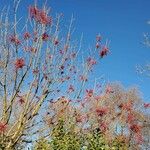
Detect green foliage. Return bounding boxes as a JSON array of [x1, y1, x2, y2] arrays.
[[34, 121, 129, 150], [111, 136, 128, 150], [85, 129, 109, 150], [50, 119, 83, 150], [34, 138, 51, 150], [33, 119, 84, 150]]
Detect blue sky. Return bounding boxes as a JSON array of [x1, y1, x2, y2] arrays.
[[1, 0, 150, 102]]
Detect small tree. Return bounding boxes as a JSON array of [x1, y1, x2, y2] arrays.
[[39, 83, 148, 149], [0, 1, 109, 149]]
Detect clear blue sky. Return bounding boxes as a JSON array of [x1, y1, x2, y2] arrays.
[[1, 0, 150, 102]]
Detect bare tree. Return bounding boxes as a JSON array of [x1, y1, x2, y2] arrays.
[[0, 1, 109, 149]]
